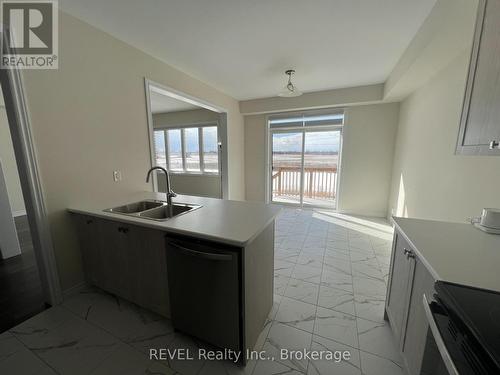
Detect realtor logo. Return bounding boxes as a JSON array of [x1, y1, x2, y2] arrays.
[[1, 0, 58, 69]]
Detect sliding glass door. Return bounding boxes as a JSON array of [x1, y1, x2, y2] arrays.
[[302, 130, 340, 207], [271, 131, 304, 205], [269, 112, 343, 209]]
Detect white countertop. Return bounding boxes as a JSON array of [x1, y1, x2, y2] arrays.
[[393, 217, 500, 293], [68, 192, 281, 247]]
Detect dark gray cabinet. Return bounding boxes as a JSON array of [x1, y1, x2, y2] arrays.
[[74, 215, 103, 286], [73, 215, 170, 317], [131, 226, 170, 316], [385, 228, 436, 375], [96, 219, 133, 300], [457, 0, 500, 155], [72, 212, 274, 358]]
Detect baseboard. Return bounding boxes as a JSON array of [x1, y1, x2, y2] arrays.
[[62, 281, 88, 300], [12, 210, 27, 217], [329, 209, 388, 218]]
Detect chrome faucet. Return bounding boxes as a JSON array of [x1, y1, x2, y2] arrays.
[[146, 166, 177, 207]]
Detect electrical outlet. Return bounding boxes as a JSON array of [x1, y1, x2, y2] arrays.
[[113, 170, 122, 182]]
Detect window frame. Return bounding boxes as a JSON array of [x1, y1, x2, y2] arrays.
[[265, 108, 345, 209], [154, 122, 220, 176]]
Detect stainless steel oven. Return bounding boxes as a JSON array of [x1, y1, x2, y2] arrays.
[[421, 282, 500, 375]]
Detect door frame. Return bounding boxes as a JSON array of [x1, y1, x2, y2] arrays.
[[144, 78, 229, 199], [0, 29, 62, 305], [266, 115, 344, 209]]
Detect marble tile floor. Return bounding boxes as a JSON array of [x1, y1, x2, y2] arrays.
[[0, 208, 404, 375]]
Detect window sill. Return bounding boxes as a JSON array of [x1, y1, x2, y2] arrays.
[[169, 171, 220, 177]]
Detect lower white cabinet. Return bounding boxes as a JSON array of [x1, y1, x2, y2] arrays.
[[385, 229, 436, 375], [385, 232, 414, 342]]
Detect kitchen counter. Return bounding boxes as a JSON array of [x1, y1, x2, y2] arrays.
[[70, 191, 277, 359], [392, 217, 500, 293], [68, 192, 281, 247]]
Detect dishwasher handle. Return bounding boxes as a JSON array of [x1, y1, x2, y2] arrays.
[[168, 240, 234, 261]]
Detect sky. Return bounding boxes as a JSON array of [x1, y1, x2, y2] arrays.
[[156, 128, 340, 155], [155, 127, 218, 154], [273, 131, 340, 153]]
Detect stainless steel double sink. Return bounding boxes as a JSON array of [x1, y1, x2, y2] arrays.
[[104, 200, 201, 221]]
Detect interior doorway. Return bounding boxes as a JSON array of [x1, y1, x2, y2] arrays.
[[0, 84, 45, 332], [144, 79, 229, 199], [268, 111, 344, 209], [0, 29, 62, 333]]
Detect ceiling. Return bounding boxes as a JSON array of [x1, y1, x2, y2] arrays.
[[60, 0, 437, 100], [149, 90, 198, 114]]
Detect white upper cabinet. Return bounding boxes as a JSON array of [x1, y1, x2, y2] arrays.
[[457, 0, 500, 155]]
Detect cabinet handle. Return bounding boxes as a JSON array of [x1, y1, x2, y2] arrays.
[[489, 140, 499, 150], [168, 241, 233, 261], [117, 226, 129, 234], [403, 248, 415, 259], [86, 219, 93, 224]]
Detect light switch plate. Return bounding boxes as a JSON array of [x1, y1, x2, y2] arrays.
[[113, 170, 122, 182]]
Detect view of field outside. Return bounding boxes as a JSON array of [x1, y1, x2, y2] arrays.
[[154, 126, 219, 173], [272, 130, 340, 207]]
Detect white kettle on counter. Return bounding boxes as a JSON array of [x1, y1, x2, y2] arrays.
[[470, 208, 500, 234]]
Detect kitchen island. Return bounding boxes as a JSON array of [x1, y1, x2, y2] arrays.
[[69, 192, 281, 364]]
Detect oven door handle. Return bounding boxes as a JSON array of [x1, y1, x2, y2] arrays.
[[423, 294, 460, 375]]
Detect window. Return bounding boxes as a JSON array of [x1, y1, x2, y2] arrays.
[[154, 131, 166, 169], [184, 127, 200, 171], [268, 110, 344, 208], [154, 125, 219, 174], [203, 126, 219, 172], [167, 129, 183, 171]]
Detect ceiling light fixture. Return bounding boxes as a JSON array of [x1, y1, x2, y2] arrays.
[[278, 69, 303, 97]]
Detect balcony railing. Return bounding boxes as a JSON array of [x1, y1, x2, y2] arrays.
[[272, 166, 337, 200]]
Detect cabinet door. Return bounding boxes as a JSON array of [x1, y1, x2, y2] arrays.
[[129, 226, 170, 317], [402, 257, 436, 375], [73, 214, 102, 285], [457, 0, 500, 155], [96, 219, 133, 299], [385, 232, 414, 345]]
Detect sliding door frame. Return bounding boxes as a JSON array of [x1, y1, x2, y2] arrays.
[[266, 120, 343, 209]]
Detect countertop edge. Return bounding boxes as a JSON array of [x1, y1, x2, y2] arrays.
[[391, 217, 441, 282], [68, 207, 278, 248]]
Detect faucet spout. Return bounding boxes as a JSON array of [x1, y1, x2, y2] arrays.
[[146, 166, 177, 207]]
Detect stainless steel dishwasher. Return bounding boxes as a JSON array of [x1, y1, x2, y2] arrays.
[[165, 236, 242, 354]]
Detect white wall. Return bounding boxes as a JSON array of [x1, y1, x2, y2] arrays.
[[22, 11, 244, 291], [153, 109, 220, 126], [339, 104, 399, 216], [0, 108, 25, 215], [244, 103, 400, 216], [388, 51, 500, 222], [158, 174, 221, 198], [240, 84, 384, 115], [384, 0, 478, 100]]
